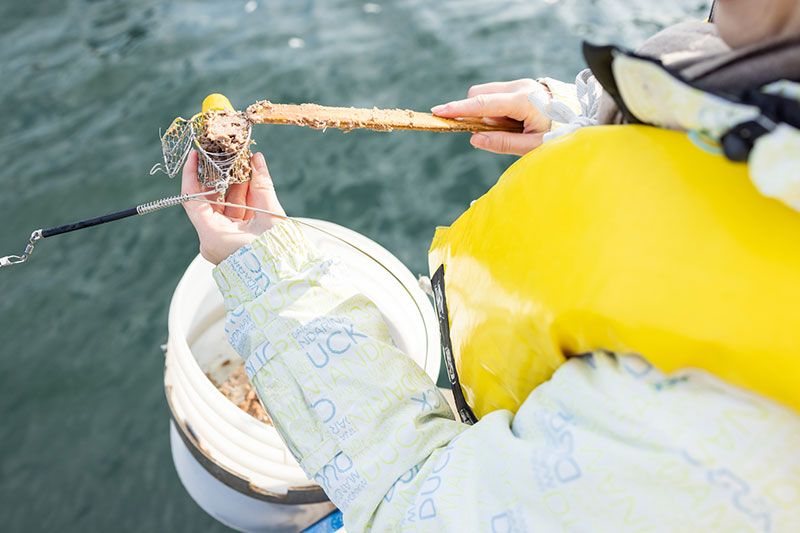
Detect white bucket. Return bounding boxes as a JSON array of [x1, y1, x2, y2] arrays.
[[164, 219, 441, 532]]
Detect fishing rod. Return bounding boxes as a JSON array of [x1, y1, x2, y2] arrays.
[[0, 190, 219, 268]]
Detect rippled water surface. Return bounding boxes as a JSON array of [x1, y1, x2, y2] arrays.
[[0, 0, 710, 530]]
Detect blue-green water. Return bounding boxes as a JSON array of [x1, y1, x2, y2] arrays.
[[0, 1, 710, 530]]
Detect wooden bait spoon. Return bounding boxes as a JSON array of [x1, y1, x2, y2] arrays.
[[245, 100, 524, 133]]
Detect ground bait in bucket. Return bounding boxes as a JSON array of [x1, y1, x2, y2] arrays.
[[207, 366, 272, 425]]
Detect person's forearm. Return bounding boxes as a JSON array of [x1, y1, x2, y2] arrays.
[[213, 219, 465, 529]]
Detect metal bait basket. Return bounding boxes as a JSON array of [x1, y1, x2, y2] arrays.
[[152, 112, 253, 192]]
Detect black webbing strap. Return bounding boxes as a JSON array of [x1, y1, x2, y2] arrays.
[[431, 265, 478, 425], [709, 0, 716, 22]]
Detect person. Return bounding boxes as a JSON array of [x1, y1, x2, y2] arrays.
[[182, 1, 800, 530]]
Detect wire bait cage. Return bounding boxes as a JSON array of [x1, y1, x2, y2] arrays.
[[151, 111, 253, 193]]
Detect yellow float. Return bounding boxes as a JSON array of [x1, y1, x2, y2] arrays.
[[430, 125, 800, 419]]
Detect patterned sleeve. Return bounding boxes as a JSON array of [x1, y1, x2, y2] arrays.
[[211, 219, 465, 530]]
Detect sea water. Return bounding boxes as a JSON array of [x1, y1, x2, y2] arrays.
[[0, 0, 710, 530]]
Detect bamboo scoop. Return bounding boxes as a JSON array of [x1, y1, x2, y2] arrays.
[[245, 100, 524, 133]]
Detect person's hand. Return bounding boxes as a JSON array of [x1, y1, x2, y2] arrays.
[[431, 78, 550, 156], [182, 150, 285, 265]]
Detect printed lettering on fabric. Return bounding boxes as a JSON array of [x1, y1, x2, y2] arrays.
[[335, 297, 383, 330], [327, 342, 385, 383], [224, 307, 263, 356], [357, 438, 414, 486], [620, 354, 653, 379], [292, 257, 334, 289], [326, 414, 429, 486], [289, 314, 450, 491], [293, 342, 400, 447], [311, 397, 338, 424], [314, 452, 367, 511], [354, 403, 450, 487], [401, 445, 456, 526], [490, 505, 529, 533], [532, 406, 582, 491], [347, 370, 435, 429], [294, 316, 347, 349], [248, 238, 281, 273], [212, 267, 237, 308], [708, 470, 772, 531], [328, 415, 358, 440], [238, 260, 335, 330], [227, 245, 272, 299], [411, 389, 443, 413], [654, 458, 719, 517], [404, 474, 441, 523], [296, 319, 368, 369], [246, 280, 316, 324], [560, 355, 661, 440], [246, 360, 329, 465], [310, 396, 358, 440], [582, 470, 653, 531], [681, 451, 773, 531], [244, 340, 281, 379], [384, 464, 421, 504], [654, 375, 690, 391]]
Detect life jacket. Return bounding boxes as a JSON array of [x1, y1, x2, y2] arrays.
[[429, 44, 800, 422]]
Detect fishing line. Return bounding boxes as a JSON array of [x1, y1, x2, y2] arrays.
[[0, 191, 429, 317], [0, 192, 434, 365], [191, 197, 432, 327], [194, 197, 436, 365], [197, 197, 415, 294], [0, 192, 398, 278]]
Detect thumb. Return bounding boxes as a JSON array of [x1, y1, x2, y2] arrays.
[[247, 152, 286, 221], [470, 131, 543, 156]]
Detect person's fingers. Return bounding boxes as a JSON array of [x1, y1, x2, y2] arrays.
[[191, 153, 224, 214], [242, 180, 255, 222], [431, 92, 530, 120], [223, 182, 248, 220], [466, 78, 537, 98], [208, 188, 225, 214], [181, 151, 215, 229], [247, 152, 285, 223], [482, 116, 525, 128], [469, 131, 543, 156], [181, 151, 201, 194]]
